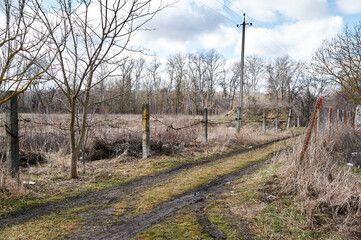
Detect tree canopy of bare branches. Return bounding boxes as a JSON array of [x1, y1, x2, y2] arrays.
[[0, 0, 54, 104], [37, 0, 168, 178], [313, 23, 361, 105]]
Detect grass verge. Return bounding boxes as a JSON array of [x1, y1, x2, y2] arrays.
[[205, 149, 341, 239], [0, 206, 86, 240], [134, 209, 211, 240]]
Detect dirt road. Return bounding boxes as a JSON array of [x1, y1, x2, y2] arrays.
[[0, 136, 292, 239]]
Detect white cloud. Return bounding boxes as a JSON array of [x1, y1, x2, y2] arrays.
[[121, 0, 345, 62], [232, 0, 328, 22], [242, 16, 343, 60], [336, 0, 361, 14], [199, 25, 239, 49], [132, 0, 228, 55]]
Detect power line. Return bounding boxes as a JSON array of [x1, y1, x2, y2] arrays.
[[195, 0, 238, 25], [221, 0, 294, 57], [196, 0, 295, 58]]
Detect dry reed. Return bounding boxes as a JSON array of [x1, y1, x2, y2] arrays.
[[282, 125, 361, 236]]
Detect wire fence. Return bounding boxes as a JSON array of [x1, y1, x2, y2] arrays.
[[0, 100, 359, 161]]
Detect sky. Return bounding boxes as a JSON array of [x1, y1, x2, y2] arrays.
[[133, 0, 361, 62]]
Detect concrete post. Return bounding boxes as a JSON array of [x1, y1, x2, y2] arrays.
[[329, 106, 333, 139], [297, 113, 300, 128], [262, 109, 266, 133], [275, 109, 279, 131], [236, 107, 242, 133], [142, 104, 150, 159], [6, 91, 19, 178], [287, 109, 292, 130], [202, 108, 208, 144]]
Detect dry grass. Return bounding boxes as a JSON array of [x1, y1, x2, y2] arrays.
[[0, 113, 300, 216], [282, 125, 361, 237], [136, 209, 210, 240], [0, 206, 84, 240], [204, 147, 338, 239]]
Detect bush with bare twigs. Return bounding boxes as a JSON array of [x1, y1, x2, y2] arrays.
[[282, 126, 361, 236], [85, 127, 199, 161]]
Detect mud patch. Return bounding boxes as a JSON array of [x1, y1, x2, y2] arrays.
[[95, 159, 271, 240], [191, 201, 227, 239]]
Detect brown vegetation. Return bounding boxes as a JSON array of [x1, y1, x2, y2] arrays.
[[282, 126, 361, 237], [0, 112, 295, 215]]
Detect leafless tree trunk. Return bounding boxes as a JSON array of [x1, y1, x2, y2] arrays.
[[38, 0, 167, 178]]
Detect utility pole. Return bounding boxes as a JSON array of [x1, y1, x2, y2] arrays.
[[236, 13, 252, 132]]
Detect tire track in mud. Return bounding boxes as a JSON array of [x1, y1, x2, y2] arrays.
[[0, 135, 293, 231], [92, 158, 272, 240], [191, 200, 228, 239]]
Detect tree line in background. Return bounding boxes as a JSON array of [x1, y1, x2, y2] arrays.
[[5, 51, 329, 117], [1, 0, 359, 178]]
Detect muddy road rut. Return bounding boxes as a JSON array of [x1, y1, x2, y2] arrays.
[[0, 136, 293, 239]]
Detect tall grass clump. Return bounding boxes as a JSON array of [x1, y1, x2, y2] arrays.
[[283, 125, 361, 236]]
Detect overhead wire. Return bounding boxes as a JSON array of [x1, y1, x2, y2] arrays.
[[221, 0, 295, 57], [209, 0, 287, 58], [196, 0, 283, 56], [195, 0, 238, 26]]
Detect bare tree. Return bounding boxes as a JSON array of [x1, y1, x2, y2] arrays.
[[119, 59, 134, 113], [188, 51, 207, 113], [132, 57, 146, 113], [167, 52, 186, 114], [37, 0, 167, 178], [0, 0, 54, 104], [313, 23, 361, 105], [244, 55, 266, 105], [267, 55, 304, 105], [227, 61, 241, 109], [147, 56, 161, 113], [204, 49, 224, 114]]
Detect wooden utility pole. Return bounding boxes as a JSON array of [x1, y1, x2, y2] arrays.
[[6, 91, 19, 178], [236, 13, 252, 132]]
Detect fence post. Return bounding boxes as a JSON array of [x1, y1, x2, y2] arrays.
[[6, 91, 19, 179], [297, 113, 300, 127], [329, 106, 333, 139], [142, 104, 150, 159], [336, 109, 339, 131], [287, 109, 292, 130], [236, 107, 242, 133], [315, 108, 320, 143], [300, 97, 323, 163], [275, 109, 279, 131], [202, 108, 208, 144], [345, 111, 348, 125], [262, 109, 266, 133]]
